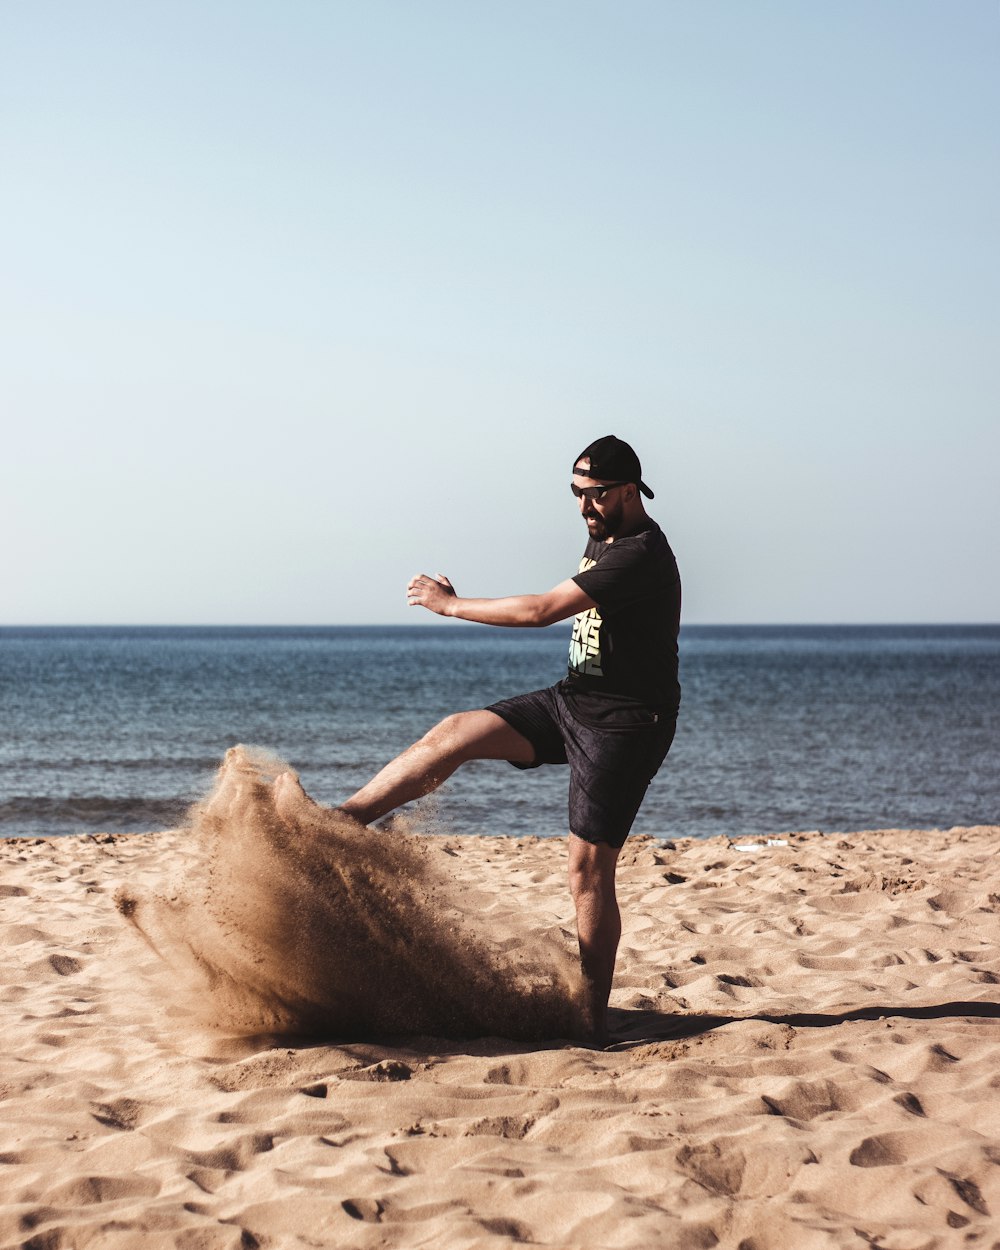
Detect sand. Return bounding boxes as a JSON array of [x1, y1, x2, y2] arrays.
[[1, 817, 998, 1249]]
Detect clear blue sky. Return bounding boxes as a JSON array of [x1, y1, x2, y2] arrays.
[[3, 1, 997, 624]]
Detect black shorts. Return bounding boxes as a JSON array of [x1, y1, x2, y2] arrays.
[[485, 683, 676, 849]]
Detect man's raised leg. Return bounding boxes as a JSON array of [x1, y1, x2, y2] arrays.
[[274, 710, 534, 828], [567, 833, 622, 1043]]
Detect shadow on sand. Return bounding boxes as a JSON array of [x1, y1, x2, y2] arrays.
[[607, 999, 1000, 1049]]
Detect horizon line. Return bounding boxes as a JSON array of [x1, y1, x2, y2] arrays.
[[2, 621, 998, 631]]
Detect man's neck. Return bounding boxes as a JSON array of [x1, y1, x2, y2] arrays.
[[608, 510, 652, 542]]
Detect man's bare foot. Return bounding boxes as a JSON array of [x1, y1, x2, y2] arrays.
[[577, 982, 611, 1048], [272, 771, 320, 825], [588, 1022, 610, 1049]]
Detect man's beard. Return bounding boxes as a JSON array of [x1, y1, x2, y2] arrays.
[[584, 499, 624, 541]]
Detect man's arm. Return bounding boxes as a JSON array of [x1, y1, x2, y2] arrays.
[[407, 573, 596, 627]]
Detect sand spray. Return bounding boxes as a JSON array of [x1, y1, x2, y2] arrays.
[[116, 746, 585, 1040]]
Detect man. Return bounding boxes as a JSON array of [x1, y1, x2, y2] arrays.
[[274, 435, 681, 1041]]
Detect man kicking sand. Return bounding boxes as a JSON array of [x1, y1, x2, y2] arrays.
[[275, 435, 681, 1041]]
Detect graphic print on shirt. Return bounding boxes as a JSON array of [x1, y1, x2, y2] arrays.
[[568, 556, 604, 677]]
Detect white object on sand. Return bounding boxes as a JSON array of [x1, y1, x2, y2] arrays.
[[732, 838, 789, 852]]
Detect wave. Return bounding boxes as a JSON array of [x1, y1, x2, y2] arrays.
[[0, 796, 191, 836], [10, 755, 221, 774]]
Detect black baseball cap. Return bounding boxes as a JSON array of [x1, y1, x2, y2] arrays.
[[573, 435, 654, 499]]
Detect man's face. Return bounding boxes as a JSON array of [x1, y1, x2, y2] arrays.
[[572, 465, 628, 541]]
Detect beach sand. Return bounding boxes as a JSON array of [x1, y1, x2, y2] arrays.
[[1, 813, 998, 1248]]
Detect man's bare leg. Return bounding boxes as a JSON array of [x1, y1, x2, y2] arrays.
[[273, 710, 534, 828], [567, 833, 622, 1044]]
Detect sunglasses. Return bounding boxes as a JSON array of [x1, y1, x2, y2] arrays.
[[570, 481, 628, 502]]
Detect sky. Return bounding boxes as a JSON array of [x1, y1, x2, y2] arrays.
[[2, 0, 997, 625]]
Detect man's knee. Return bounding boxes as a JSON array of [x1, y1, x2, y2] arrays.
[[568, 834, 620, 902]]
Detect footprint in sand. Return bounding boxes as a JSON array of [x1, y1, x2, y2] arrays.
[[341, 1198, 386, 1223], [186, 1132, 275, 1172], [48, 954, 83, 976], [91, 1097, 144, 1130], [40, 1174, 163, 1205], [760, 1077, 856, 1122]]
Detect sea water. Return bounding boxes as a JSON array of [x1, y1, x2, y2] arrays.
[[1, 625, 997, 840]]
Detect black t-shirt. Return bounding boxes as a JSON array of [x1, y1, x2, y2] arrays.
[[563, 521, 681, 728]]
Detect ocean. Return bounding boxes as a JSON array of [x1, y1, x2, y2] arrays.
[[1, 625, 997, 841]]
